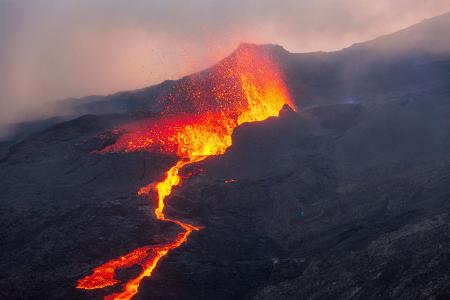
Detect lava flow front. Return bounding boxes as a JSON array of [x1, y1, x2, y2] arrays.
[[76, 45, 295, 300]]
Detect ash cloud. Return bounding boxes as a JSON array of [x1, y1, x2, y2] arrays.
[[0, 0, 449, 133]]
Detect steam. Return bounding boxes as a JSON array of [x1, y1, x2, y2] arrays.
[[0, 0, 449, 136]]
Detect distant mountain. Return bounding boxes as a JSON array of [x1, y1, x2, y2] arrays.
[[281, 11, 450, 107], [346, 11, 450, 56], [68, 12, 450, 113]]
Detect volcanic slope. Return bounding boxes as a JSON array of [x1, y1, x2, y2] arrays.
[[1, 97, 450, 299]]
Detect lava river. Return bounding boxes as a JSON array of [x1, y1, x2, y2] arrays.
[[76, 46, 296, 300]]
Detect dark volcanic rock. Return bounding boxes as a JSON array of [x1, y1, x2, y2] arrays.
[[1, 100, 450, 299]]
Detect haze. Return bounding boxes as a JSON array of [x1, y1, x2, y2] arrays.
[[1, 0, 449, 125]]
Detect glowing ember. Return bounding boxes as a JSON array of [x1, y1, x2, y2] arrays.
[[76, 45, 295, 299]]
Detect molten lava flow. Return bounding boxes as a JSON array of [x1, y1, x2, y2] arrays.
[[77, 45, 295, 300]]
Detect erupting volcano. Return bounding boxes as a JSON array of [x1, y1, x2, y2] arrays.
[[76, 45, 295, 300]]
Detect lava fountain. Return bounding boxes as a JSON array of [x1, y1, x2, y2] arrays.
[[76, 45, 296, 300]]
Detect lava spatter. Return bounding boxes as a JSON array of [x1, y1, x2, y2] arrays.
[[76, 45, 295, 300]]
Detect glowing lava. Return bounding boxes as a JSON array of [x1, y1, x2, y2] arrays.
[[76, 45, 295, 299]]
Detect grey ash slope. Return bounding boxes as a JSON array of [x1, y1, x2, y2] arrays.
[[1, 12, 450, 300]]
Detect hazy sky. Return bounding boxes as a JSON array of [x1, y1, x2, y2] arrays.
[[1, 0, 449, 123]]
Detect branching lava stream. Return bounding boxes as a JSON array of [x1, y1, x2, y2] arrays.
[[76, 46, 295, 299]]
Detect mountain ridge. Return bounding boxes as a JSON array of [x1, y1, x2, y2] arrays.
[[3, 12, 450, 142]]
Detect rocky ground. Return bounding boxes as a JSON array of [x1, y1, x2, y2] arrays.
[[136, 104, 450, 300]]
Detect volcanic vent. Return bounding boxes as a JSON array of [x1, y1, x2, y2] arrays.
[[76, 45, 296, 300]]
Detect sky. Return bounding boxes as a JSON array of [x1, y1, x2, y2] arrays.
[[0, 0, 449, 125]]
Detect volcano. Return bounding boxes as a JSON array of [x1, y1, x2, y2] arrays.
[[75, 45, 296, 300], [1, 12, 450, 300]]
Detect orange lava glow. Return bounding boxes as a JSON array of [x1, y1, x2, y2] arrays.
[[76, 45, 295, 299]]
